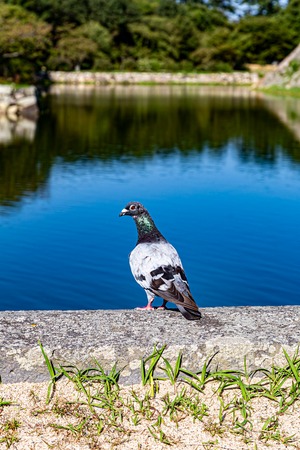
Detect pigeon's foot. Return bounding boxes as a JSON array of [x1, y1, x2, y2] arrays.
[[135, 305, 155, 311], [157, 300, 167, 310]]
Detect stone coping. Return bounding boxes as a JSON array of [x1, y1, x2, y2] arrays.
[[0, 306, 299, 384]]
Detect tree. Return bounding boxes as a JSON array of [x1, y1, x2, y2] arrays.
[[173, 14, 200, 61], [4, 0, 90, 25], [1, 0, 299, 77], [282, 0, 300, 38], [157, 0, 179, 17], [241, 0, 282, 16], [0, 3, 51, 80], [185, 2, 228, 30], [88, 0, 141, 31], [231, 15, 295, 66], [191, 26, 236, 71], [79, 21, 113, 54], [47, 27, 97, 70]]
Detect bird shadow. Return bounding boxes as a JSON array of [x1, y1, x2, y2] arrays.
[[159, 306, 179, 312]]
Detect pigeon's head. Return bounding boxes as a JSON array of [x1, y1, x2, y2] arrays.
[[119, 201, 147, 217]]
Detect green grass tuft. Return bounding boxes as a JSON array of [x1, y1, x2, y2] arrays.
[[35, 342, 300, 447]]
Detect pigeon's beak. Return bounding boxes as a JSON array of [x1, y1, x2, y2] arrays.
[[119, 208, 128, 217]]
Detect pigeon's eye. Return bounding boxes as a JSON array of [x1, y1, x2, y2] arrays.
[[130, 204, 136, 211]]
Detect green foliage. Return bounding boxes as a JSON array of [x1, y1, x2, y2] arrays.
[[38, 341, 300, 447], [157, 0, 179, 17], [241, 0, 282, 16], [128, 16, 179, 62], [231, 16, 295, 67], [186, 4, 228, 31], [192, 26, 237, 71], [88, 0, 141, 31], [47, 27, 98, 70], [4, 0, 90, 25], [0, 3, 51, 81], [1, 0, 300, 79], [0, 398, 12, 407], [173, 14, 200, 60], [79, 21, 113, 54], [38, 340, 63, 404], [281, 0, 300, 39]]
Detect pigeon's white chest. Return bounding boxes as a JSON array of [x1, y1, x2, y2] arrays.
[[129, 241, 182, 289]]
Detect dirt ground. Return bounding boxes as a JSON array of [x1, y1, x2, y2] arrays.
[[0, 378, 299, 450]]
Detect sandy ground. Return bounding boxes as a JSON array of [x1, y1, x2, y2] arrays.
[[0, 378, 299, 450]]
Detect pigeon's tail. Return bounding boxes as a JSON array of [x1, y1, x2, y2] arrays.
[[177, 305, 202, 321]]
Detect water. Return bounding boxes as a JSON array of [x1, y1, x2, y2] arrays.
[[0, 85, 300, 311]]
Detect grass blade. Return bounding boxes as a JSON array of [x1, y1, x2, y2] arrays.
[[38, 340, 62, 404], [282, 348, 300, 383]]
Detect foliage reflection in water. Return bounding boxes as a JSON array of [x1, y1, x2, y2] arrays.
[[0, 86, 299, 311]]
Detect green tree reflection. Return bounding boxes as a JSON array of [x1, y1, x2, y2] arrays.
[[1, 87, 300, 209]]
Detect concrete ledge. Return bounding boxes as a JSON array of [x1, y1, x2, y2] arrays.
[[0, 306, 299, 384]]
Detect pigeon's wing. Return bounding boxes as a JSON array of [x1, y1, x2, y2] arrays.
[[150, 265, 201, 320], [129, 242, 201, 320]]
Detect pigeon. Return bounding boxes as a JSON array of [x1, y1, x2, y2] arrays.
[[119, 201, 201, 320]]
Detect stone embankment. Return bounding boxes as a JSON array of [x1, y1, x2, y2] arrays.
[[50, 71, 259, 86], [261, 43, 300, 88], [0, 85, 38, 119], [0, 306, 299, 384]]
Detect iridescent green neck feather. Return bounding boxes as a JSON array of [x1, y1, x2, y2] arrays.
[[134, 213, 165, 244]]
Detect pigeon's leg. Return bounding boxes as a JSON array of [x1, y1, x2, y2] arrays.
[[135, 291, 155, 310], [157, 299, 167, 310]]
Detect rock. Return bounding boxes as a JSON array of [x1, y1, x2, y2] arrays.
[[0, 85, 38, 118], [261, 43, 300, 88]]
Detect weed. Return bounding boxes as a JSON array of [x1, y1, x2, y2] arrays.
[[140, 344, 166, 396], [36, 342, 300, 448], [147, 424, 173, 445], [202, 440, 219, 449], [51, 417, 89, 436], [203, 419, 225, 437], [259, 415, 295, 444], [163, 388, 208, 424], [0, 419, 20, 448], [3, 419, 20, 432], [38, 340, 62, 404], [0, 398, 12, 408], [159, 352, 183, 385]]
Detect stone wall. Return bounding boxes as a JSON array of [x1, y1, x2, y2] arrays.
[[50, 71, 259, 86], [0, 85, 37, 119], [261, 43, 300, 88]]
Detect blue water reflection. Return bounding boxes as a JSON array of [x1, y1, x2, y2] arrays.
[[0, 86, 299, 310]]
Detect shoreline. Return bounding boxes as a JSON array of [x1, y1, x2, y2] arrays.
[[2, 71, 300, 98], [48, 70, 259, 87]]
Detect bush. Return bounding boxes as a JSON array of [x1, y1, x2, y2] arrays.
[[136, 57, 165, 71], [93, 56, 114, 71], [119, 57, 137, 71]]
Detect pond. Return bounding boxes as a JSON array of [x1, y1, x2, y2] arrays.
[[0, 85, 300, 311]]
